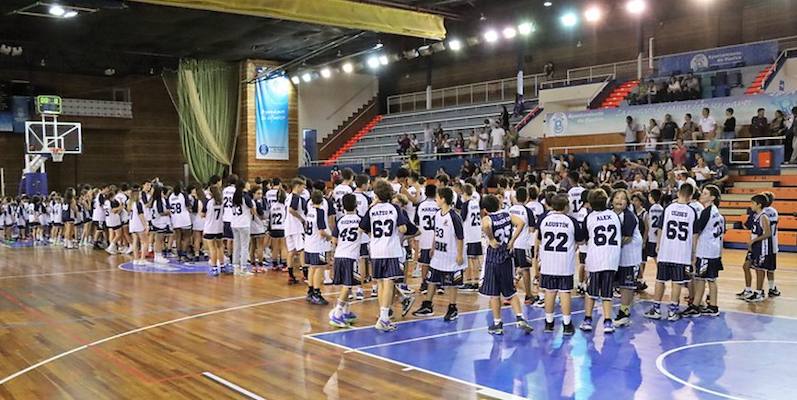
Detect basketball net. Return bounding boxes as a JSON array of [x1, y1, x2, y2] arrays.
[[48, 147, 64, 162]]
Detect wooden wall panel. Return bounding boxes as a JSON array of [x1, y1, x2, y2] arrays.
[[234, 60, 300, 181], [0, 70, 182, 195]]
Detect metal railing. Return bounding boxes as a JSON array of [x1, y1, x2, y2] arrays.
[[309, 147, 539, 168], [548, 136, 785, 165], [763, 47, 797, 91], [319, 101, 376, 153]]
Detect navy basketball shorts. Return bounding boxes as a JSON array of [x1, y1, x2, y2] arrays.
[[107, 224, 122, 231], [372, 258, 403, 280], [92, 221, 105, 229], [417, 249, 432, 265], [578, 252, 587, 265], [587, 270, 616, 300], [203, 233, 223, 240], [269, 229, 284, 238], [222, 222, 233, 239], [466, 242, 483, 257], [656, 261, 690, 284], [304, 252, 326, 267], [359, 243, 370, 258], [428, 268, 464, 288], [750, 254, 776, 272], [512, 248, 531, 269], [479, 259, 516, 298], [540, 274, 575, 292], [644, 242, 658, 259], [150, 225, 172, 235], [694, 257, 723, 281], [614, 265, 637, 289], [332, 257, 360, 287]]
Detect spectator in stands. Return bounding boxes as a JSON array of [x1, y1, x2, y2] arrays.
[[696, 107, 716, 143], [685, 73, 701, 100], [663, 171, 678, 195], [660, 114, 679, 143], [460, 159, 476, 178], [453, 139, 465, 155], [410, 134, 420, 153], [501, 105, 510, 131], [540, 171, 556, 188], [691, 155, 711, 187], [788, 106, 797, 163], [578, 161, 593, 183], [553, 155, 568, 175], [438, 134, 452, 154], [676, 170, 697, 190], [647, 173, 660, 191], [423, 124, 434, 154], [710, 156, 729, 191], [631, 173, 650, 192], [434, 123, 444, 138], [478, 128, 489, 152], [650, 162, 665, 186], [481, 155, 493, 188], [397, 134, 411, 155], [598, 164, 612, 185], [645, 118, 660, 151], [680, 113, 699, 142], [407, 153, 420, 174], [667, 76, 682, 102], [671, 138, 688, 167], [770, 109, 787, 138], [467, 129, 479, 152], [508, 140, 521, 170], [750, 108, 769, 145], [624, 116, 642, 151], [722, 108, 736, 139], [490, 121, 506, 157], [704, 130, 722, 164], [559, 171, 576, 191]]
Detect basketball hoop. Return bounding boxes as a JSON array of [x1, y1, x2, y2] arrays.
[[48, 147, 64, 162]]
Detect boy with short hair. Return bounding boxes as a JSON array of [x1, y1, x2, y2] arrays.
[[536, 193, 585, 335], [508, 187, 536, 303], [414, 184, 439, 295], [285, 178, 308, 284], [682, 185, 724, 316], [352, 174, 372, 300], [745, 194, 775, 303], [461, 183, 483, 291], [643, 189, 664, 291], [305, 190, 333, 305], [329, 194, 362, 328]]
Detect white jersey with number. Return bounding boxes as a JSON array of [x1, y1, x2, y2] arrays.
[[585, 209, 622, 272], [92, 194, 106, 222], [151, 198, 171, 229], [405, 185, 418, 219], [334, 213, 361, 260], [115, 192, 129, 223], [689, 200, 705, 216], [285, 193, 307, 235], [657, 202, 699, 265], [222, 185, 235, 222], [269, 201, 286, 231], [203, 198, 223, 234], [360, 202, 407, 259], [567, 186, 586, 216], [509, 204, 535, 250], [168, 193, 192, 229], [536, 211, 584, 276], [618, 208, 643, 267], [331, 184, 353, 220], [414, 199, 440, 250], [354, 191, 372, 244], [430, 210, 466, 272], [763, 206, 779, 253], [461, 198, 482, 245], [129, 200, 146, 233], [265, 189, 278, 207], [647, 204, 664, 244], [230, 195, 253, 229], [695, 204, 725, 259], [304, 206, 329, 253], [526, 200, 545, 221]]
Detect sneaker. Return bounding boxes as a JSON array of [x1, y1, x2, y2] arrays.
[[636, 281, 648, 292], [412, 301, 434, 317], [287, 276, 299, 285], [544, 320, 555, 333], [316, 294, 329, 306], [400, 294, 415, 317], [488, 321, 504, 335], [374, 319, 397, 332], [769, 287, 782, 297], [524, 295, 538, 305], [614, 310, 631, 327], [745, 291, 765, 303], [396, 284, 413, 297], [443, 305, 458, 322], [354, 289, 365, 301], [532, 297, 545, 308], [701, 305, 720, 317], [681, 305, 701, 318], [516, 317, 534, 334], [329, 313, 349, 329], [105, 245, 117, 255], [154, 255, 169, 264], [603, 320, 615, 334], [207, 266, 220, 277], [370, 287, 378, 298], [420, 282, 428, 295], [563, 322, 575, 336], [222, 265, 234, 275], [735, 289, 752, 299], [239, 267, 254, 277], [579, 318, 593, 332], [643, 307, 662, 320], [343, 312, 358, 324], [667, 308, 681, 321], [436, 287, 445, 295]]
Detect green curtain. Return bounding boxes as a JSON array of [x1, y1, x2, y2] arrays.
[[176, 59, 239, 183]]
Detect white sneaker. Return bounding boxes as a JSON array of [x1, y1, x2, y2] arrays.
[[154, 255, 169, 264], [124, 246, 133, 255], [105, 245, 118, 255]]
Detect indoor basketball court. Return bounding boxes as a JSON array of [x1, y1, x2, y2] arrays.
[[2, 1, 797, 399]]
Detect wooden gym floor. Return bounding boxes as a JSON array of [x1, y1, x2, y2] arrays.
[[0, 245, 795, 399]]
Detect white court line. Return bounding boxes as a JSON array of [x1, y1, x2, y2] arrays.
[[0, 268, 115, 280], [0, 293, 338, 386], [203, 371, 267, 400]]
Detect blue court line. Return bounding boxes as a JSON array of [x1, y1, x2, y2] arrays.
[[308, 301, 797, 400]]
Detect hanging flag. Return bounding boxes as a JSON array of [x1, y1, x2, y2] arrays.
[[255, 76, 290, 160]]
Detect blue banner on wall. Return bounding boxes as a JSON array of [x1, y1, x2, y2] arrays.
[[12, 96, 31, 133], [545, 92, 797, 136], [658, 41, 778, 76], [0, 112, 10, 132], [255, 76, 291, 160]]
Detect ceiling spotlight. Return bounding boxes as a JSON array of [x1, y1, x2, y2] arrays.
[[448, 39, 462, 51], [483, 29, 499, 43], [301, 73, 312, 82], [403, 49, 420, 59], [291, 76, 300, 84], [502, 27, 517, 39], [584, 5, 603, 22], [544, 1, 553, 7], [342, 63, 354, 73], [418, 45, 433, 56], [104, 68, 116, 76], [378, 55, 389, 65], [11, 46, 23, 56], [560, 12, 578, 28], [0, 45, 10, 55], [626, 0, 647, 14], [320, 68, 331, 78], [367, 56, 380, 69], [49, 5, 65, 16], [518, 22, 534, 35], [64, 10, 78, 18], [374, 42, 383, 49]]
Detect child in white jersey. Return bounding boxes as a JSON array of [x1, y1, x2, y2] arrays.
[[329, 194, 362, 328], [681, 185, 724, 317], [461, 183, 483, 291]]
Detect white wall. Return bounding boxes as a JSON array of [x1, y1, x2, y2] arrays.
[[298, 73, 378, 142], [766, 58, 797, 94], [538, 82, 607, 105]]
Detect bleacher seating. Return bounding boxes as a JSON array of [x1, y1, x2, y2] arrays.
[[337, 100, 528, 161], [723, 174, 797, 252]]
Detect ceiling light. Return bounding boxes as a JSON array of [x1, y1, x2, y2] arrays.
[[502, 27, 517, 39], [584, 5, 603, 22], [320, 68, 331, 78], [63, 10, 78, 18], [544, 1, 553, 7], [104, 68, 116, 76], [518, 22, 534, 35], [374, 42, 383, 49], [560, 12, 578, 28], [378, 55, 389, 65], [403, 49, 420, 59], [483, 30, 498, 43], [342, 63, 354, 73], [301, 73, 312, 82], [418, 45, 433, 56], [367, 57, 380, 69], [448, 39, 462, 51], [626, 0, 647, 14], [48, 5, 65, 16], [291, 76, 300, 84]]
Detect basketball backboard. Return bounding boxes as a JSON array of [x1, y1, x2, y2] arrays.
[[25, 119, 82, 154]]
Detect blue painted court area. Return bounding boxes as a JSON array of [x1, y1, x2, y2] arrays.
[[118, 259, 211, 274], [309, 299, 797, 400], [1, 240, 34, 248]]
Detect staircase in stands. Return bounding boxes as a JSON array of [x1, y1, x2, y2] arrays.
[[744, 65, 774, 95], [722, 174, 797, 252], [598, 80, 639, 109], [323, 115, 383, 166]]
